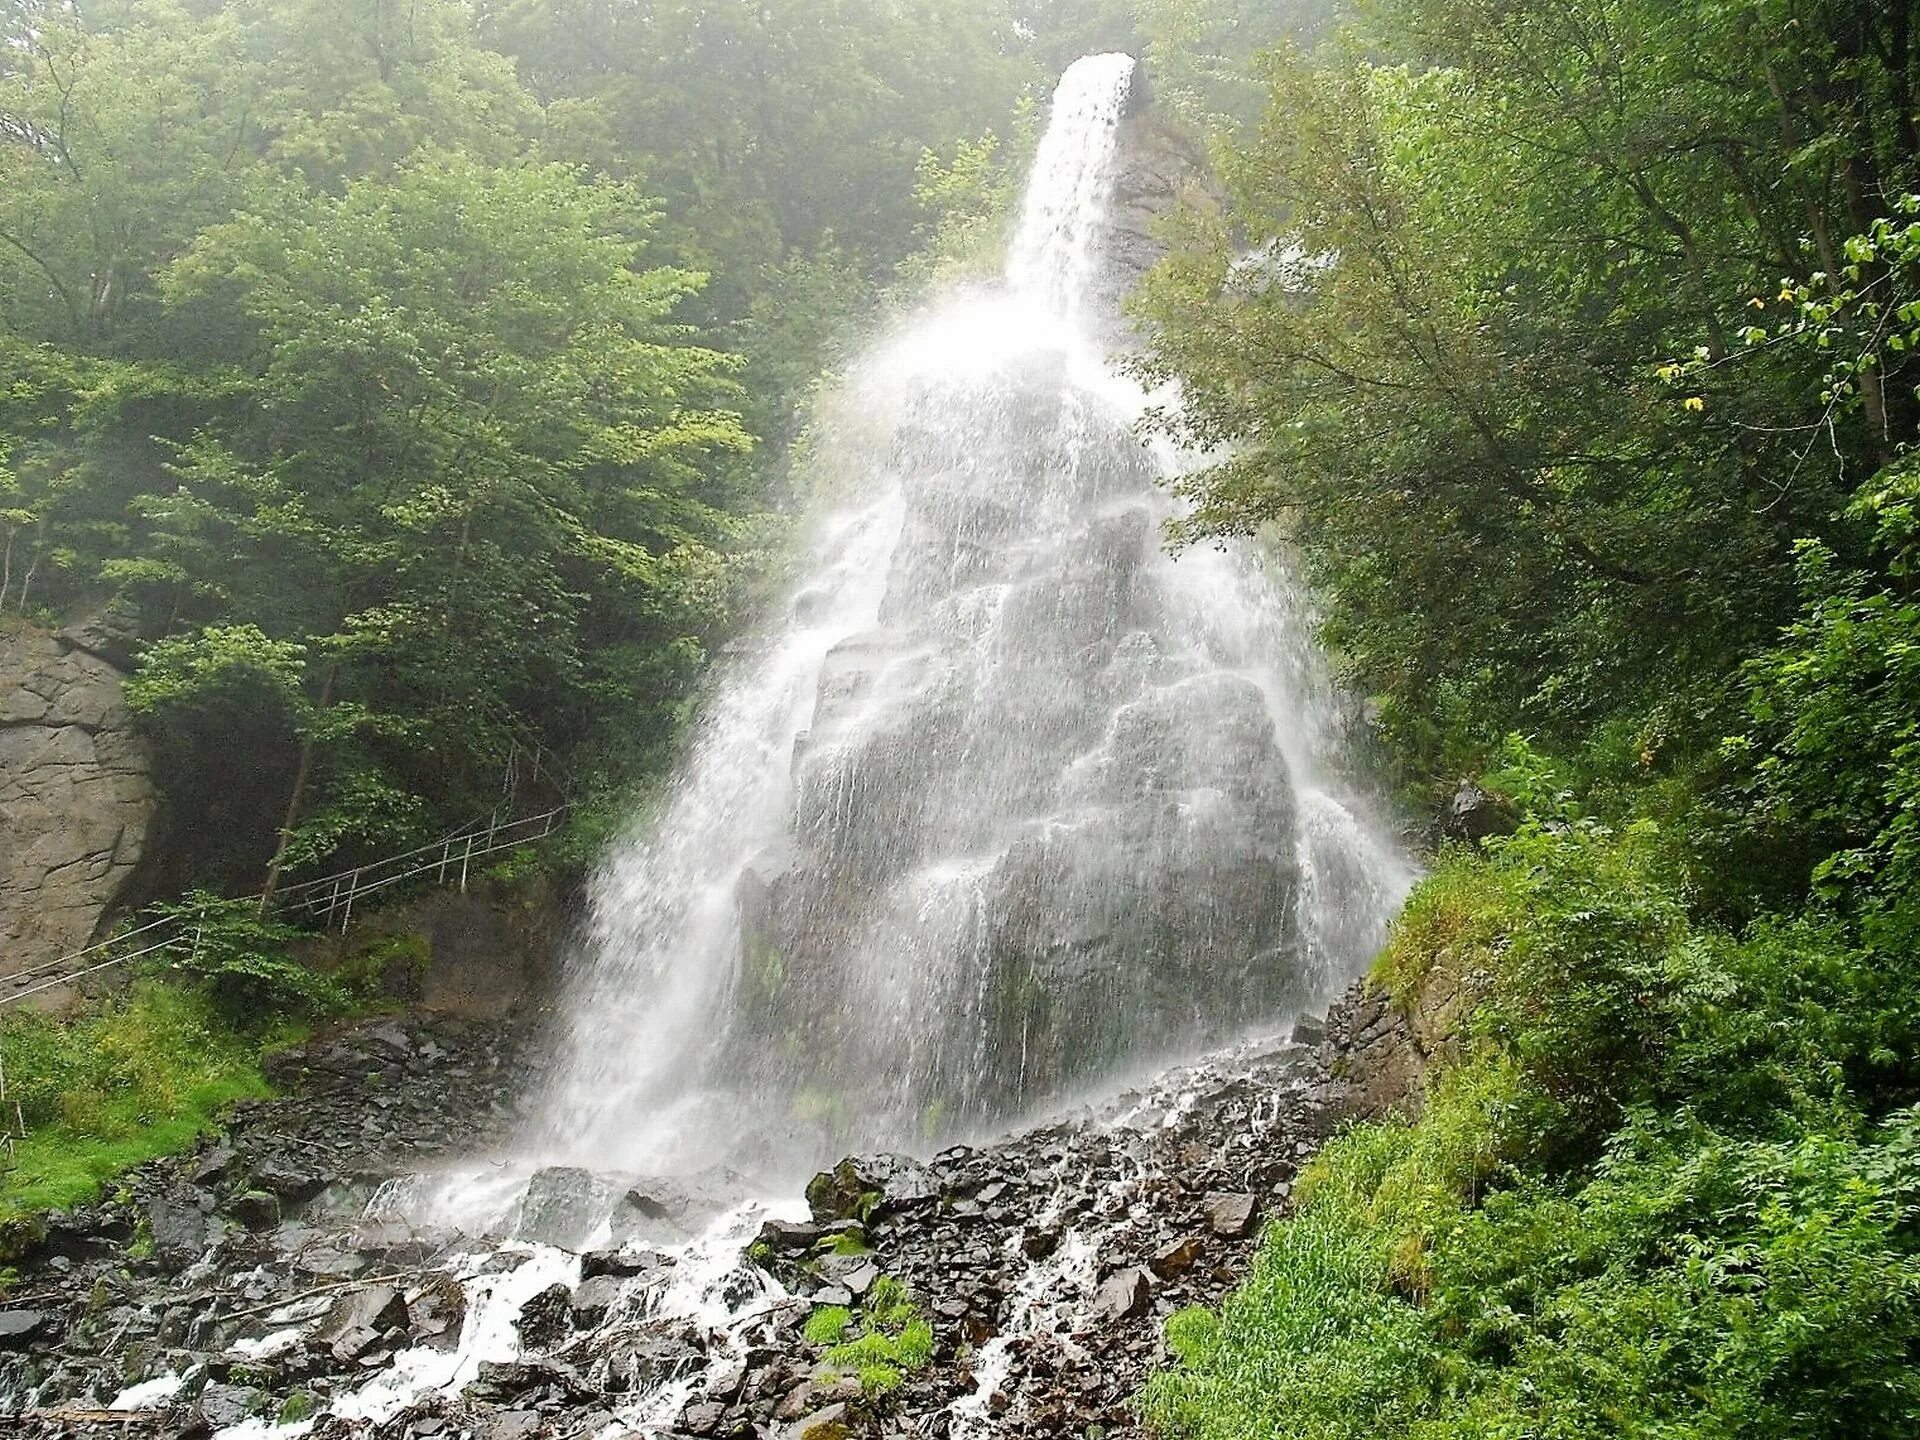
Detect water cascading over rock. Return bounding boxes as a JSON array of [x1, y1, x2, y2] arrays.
[[534, 54, 1410, 1178]]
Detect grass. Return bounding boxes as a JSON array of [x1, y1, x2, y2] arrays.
[[0, 981, 276, 1231], [809, 1275, 936, 1397]]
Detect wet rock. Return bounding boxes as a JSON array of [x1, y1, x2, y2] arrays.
[[815, 1254, 880, 1297], [1020, 1228, 1060, 1261], [467, 1356, 592, 1404], [756, 1218, 823, 1252], [514, 1282, 574, 1350], [511, 1166, 610, 1251], [581, 1244, 667, 1280], [1202, 1192, 1258, 1238], [191, 1145, 240, 1187], [251, 1157, 327, 1204], [569, 1274, 625, 1328], [1090, 1266, 1152, 1324], [1148, 1235, 1205, 1278], [805, 1153, 937, 1223], [679, 1399, 726, 1435], [144, 1193, 212, 1265], [408, 1273, 467, 1351], [0, 1309, 49, 1348], [316, 1283, 409, 1363], [226, 1190, 282, 1230], [610, 1170, 753, 1245], [480, 1410, 544, 1439], [786, 1402, 852, 1440], [196, 1381, 263, 1428]]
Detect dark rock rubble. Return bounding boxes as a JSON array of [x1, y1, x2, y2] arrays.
[[1, 986, 1412, 1439]]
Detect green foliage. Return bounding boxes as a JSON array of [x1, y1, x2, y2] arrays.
[[803, 1305, 853, 1346], [1147, 823, 1920, 1439], [1138, 1, 1920, 776], [0, 983, 271, 1222], [813, 1274, 935, 1398], [328, 933, 432, 1006], [144, 892, 346, 1023]]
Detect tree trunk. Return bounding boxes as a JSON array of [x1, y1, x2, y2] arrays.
[[258, 663, 336, 914]]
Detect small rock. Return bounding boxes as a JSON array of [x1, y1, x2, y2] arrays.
[[317, 1283, 409, 1363], [581, 1244, 668, 1279], [225, 1190, 282, 1230], [786, 1402, 851, 1440], [0, 1310, 50, 1348], [1021, 1228, 1060, 1261], [755, 1218, 822, 1252], [1090, 1266, 1152, 1324], [1202, 1192, 1258, 1239], [482, 1411, 544, 1440], [679, 1399, 726, 1435], [251, 1157, 327, 1203], [1149, 1235, 1205, 1279], [570, 1274, 625, 1328]]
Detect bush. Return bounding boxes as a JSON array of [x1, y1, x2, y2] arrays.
[[1146, 816, 1920, 1440], [142, 892, 347, 1023]]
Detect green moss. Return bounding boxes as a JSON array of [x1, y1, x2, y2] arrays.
[[329, 932, 431, 1002], [1368, 851, 1516, 1012], [277, 1391, 317, 1425]]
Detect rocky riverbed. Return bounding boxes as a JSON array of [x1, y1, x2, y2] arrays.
[[0, 987, 1416, 1440]]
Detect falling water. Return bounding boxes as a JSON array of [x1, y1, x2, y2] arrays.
[[531, 54, 1411, 1180]]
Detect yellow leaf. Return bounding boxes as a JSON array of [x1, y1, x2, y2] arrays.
[[1683, 396, 1706, 412]]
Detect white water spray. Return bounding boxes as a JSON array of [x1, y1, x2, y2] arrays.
[[528, 53, 1411, 1180]]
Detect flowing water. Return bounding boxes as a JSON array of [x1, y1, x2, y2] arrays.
[[530, 51, 1411, 1182]]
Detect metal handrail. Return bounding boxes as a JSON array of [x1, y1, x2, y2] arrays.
[[0, 805, 568, 1007]]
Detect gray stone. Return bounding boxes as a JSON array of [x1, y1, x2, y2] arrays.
[[316, 1283, 408, 1363], [482, 1412, 543, 1440], [195, 1382, 262, 1428], [225, 1190, 281, 1229], [0, 1310, 49, 1348], [512, 1166, 611, 1250], [1202, 1191, 1258, 1239], [1089, 1266, 1152, 1324], [569, 1273, 626, 1328], [143, 1194, 211, 1265], [0, 623, 156, 996], [581, 1244, 668, 1280]]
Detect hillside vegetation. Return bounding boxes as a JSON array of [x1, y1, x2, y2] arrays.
[[1137, 1, 1920, 1435]]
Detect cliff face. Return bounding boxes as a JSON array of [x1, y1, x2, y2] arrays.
[[0, 619, 156, 998], [1084, 93, 1219, 350]]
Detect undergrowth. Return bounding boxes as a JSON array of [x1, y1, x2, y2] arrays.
[[1141, 816, 1920, 1439], [0, 982, 280, 1226], [812, 1275, 935, 1396]]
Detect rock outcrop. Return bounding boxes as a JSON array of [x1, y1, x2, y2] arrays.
[[0, 619, 156, 998]]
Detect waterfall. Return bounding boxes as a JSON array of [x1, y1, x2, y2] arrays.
[[528, 54, 1412, 1181]]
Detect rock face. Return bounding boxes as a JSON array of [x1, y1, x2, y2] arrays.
[[1087, 93, 1218, 347], [0, 619, 156, 996]]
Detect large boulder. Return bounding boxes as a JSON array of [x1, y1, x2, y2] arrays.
[[805, 1154, 938, 1223], [0, 621, 156, 1000]]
